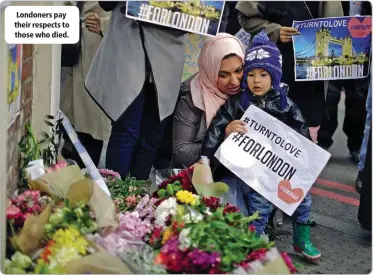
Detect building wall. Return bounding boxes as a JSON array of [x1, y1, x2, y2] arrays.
[[1, 6, 8, 270], [7, 44, 34, 195]]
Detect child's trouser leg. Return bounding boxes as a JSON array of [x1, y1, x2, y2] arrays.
[[247, 189, 274, 235], [220, 176, 250, 216], [292, 193, 321, 262]]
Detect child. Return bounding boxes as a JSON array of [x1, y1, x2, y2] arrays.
[[200, 30, 320, 262]]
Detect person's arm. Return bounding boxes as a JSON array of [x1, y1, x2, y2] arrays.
[[172, 95, 204, 167], [235, 1, 282, 43], [98, 1, 118, 11], [201, 97, 237, 159], [286, 97, 311, 140]]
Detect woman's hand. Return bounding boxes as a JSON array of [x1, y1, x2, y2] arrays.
[[85, 14, 101, 35], [279, 27, 299, 43], [225, 120, 248, 138]]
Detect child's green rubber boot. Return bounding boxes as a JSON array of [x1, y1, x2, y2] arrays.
[[292, 221, 321, 262]]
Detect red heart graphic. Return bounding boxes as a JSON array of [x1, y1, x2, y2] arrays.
[[348, 17, 372, 38], [278, 180, 304, 204]]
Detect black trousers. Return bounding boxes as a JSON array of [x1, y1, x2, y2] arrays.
[[318, 78, 369, 152], [62, 131, 103, 168]]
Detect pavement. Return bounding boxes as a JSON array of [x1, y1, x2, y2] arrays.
[[274, 92, 372, 274]]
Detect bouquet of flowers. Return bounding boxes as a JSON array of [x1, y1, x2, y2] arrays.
[[150, 190, 274, 273], [4, 252, 33, 274], [44, 200, 99, 238], [98, 169, 149, 212], [95, 195, 157, 255], [34, 226, 91, 273], [146, 168, 296, 274], [6, 190, 53, 232]]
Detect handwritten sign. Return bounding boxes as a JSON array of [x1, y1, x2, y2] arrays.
[[214, 105, 331, 216], [126, 1, 225, 36], [292, 16, 372, 81]]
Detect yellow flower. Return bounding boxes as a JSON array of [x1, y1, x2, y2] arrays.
[[162, 227, 173, 244], [176, 190, 196, 206], [50, 227, 89, 262]]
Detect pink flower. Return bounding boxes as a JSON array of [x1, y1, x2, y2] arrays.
[[248, 225, 256, 232], [23, 190, 40, 202], [113, 199, 120, 205], [6, 205, 21, 220], [125, 196, 138, 207], [98, 169, 121, 180], [46, 161, 68, 173], [13, 194, 25, 204]]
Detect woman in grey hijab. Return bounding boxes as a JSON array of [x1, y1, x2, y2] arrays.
[[85, 1, 186, 179]]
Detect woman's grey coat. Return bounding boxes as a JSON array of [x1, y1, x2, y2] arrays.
[[85, 1, 186, 122]]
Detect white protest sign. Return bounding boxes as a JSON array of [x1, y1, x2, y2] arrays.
[[214, 105, 331, 216], [58, 110, 111, 197]]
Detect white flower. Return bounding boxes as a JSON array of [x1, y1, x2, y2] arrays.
[[154, 197, 177, 227], [178, 228, 192, 250], [204, 208, 213, 216], [182, 206, 204, 224], [246, 48, 270, 61]]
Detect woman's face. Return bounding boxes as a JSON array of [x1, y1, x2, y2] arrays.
[[217, 55, 243, 95], [247, 68, 272, 96]]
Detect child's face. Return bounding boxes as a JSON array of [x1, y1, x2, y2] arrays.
[[247, 68, 272, 96]]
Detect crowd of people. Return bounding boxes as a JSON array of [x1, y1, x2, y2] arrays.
[[60, 0, 372, 262]]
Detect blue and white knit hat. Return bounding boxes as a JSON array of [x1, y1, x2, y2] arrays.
[[241, 30, 287, 110]]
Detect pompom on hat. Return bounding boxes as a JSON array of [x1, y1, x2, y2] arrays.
[[241, 30, 287, 110]]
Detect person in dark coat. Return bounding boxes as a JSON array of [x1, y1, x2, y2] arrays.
[[201, 31, 321, 262], [235, 1, 343, 144], [318, 1, 371, 163], [218, 1, 241, 35], [358, 126, 371, 231]]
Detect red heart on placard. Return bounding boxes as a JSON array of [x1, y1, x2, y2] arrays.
[[278, 180, 304, 204], [348, 17, 372, 38]]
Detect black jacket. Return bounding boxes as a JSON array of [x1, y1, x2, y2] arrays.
[[201, 89, 310, 168], [342, 1, 372, 16], [236, 1, 344, 126]]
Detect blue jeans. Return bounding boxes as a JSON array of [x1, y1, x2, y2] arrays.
[[106, 81, 166, 180], [222, 176, 311, 234], [358, 81, 372, 172]]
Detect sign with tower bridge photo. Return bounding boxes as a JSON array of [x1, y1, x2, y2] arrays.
[[292, 16, 372, 81]]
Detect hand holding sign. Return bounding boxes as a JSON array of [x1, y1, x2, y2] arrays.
[[279, 26, 299, 43]]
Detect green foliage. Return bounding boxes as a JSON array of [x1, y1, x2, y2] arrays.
[[18, 123, 42, 187], [18, 114, 64, 188], [186, 211, 274, 271]]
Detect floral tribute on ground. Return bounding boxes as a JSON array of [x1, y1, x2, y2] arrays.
[[6, 123, 296, 274]]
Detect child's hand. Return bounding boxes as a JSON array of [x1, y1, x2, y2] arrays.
[[225, 120, 248, 138]]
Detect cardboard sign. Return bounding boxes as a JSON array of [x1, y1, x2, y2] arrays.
[[59, 110, 111, 197], [126, 1, 225, 36], [214, 105, 331, 216], [292, 16, 372, 81]]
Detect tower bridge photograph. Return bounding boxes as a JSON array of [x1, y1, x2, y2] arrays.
[[293, 17, 371, 80]]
